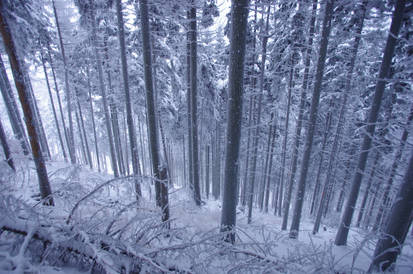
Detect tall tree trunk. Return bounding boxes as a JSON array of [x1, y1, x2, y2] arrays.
[[336, 137, 357, 212], [116, 0, 142, 198], [186, 30, 193, 193], [356, 152, 379, 228], [89, 3, 119, 177], [212, 123, 221, 199], [368, 146, 413, 272], [47, 43, 71, 160], [309, 109, 332, 216], [373, 104, 413, 231], [289, 0, 335, 239], [0, 55, 30, 155], [241, 95, 254, 207], [264, 121, 276, 213], [188, 2, 201, 205], [182, 135, 186, 186], [242, 2, 258, 208], [139, 0, 168, 223], [220, 0, 249, 243], [259, 121, 273, 210], [281, 0, 318, 230], [247, 3, 270, 224], [74, 103, 87, 165], [278, 65, 293, 217], [122, 111, 130, 175], [25, 72, 50, 160], [52, 0, 76, 164], [159, 114, 172, 187], [205, 144, 210, 199], [0, 8, 53, 205], [40, 48, 67, 161], [103, 32, 125, 176], [0, 117, 15, 170], [86, 67, 100, 172], [313, 0, 368, 231], [76, 93, 92, 168], [335, 0, 406, 245]]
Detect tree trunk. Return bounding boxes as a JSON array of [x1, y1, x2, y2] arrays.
[[116, 0, 142, 197], [122, 111, 130, 175], [289, 0, 335, 239], [103, 32, 125, 176], [356, 152, 379, 228], [52, 0, 76, 164], [86, 67, 100, 172], [183, 26, 194, 195], [279, 64, 294, 217], [182, 136, 186, 186], [0, 55, 30, 155], [25, 72, 50, 160], [242, 2, 258, 208], [76, 93, 92, 168], [335, 0, 406, 245], [220, 0, 249, 243], [247, 3, 270, 224], [0, 7, 53, 205], [40, 48, 67, 161], [309, 109, 332, 216], [264, 120, 277, 213], [373, 103, 413, 231], [89, 2, 119, 177], [47, 43, 71, 161], [212, 123, 221, 200], [74, 102, 87, 165], [159, 114, 172, 187], [364, 180, 380, 229], [368, 146, 413, 272], [205, 144, 210, 199], [0, 117, 15, 170], [187, 2, 201, 205], [282, 0, 318, 230], [241, 95, 254, 207], [139, 0, 168, 222], [259, 121, 273, 210]]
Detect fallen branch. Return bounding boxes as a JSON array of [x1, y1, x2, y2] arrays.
[[66, 176, 134, 224]]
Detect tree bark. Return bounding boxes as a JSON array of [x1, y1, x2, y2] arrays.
[[0, 55, 30, 155], [309, 109, 332, 216], [282, 0, 317, 230], [373, 103, 413, 232], [0, 117, 15, 170], [76, 93, 92, 168], [247, 3, 270, 224], [289, 0, 334, 239], [40, 48, 67, 161], [0, 7, 53, 205], [86, 66, 100, 172], [264, 120, 276, 213], [220, 0, 249, 243], [335, 0, 406, 245], [88, 1, 119, 177], [139, 0, 168, 222], [356, 152, 379, 228], [368, 146, 413, 272], [25, 72, 50, 160], [52, 0, 76, 164], [187, 2, 201, 205], [116, 0, 142, 199], [47, 43, 71, 161]]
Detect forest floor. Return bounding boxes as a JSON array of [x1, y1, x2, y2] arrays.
[[0, 160, 412, 273]]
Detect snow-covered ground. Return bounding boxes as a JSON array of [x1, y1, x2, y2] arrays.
[[0, 161, 412, 273]]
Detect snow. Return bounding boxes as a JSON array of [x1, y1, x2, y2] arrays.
[[0, 160, 412, 273]]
